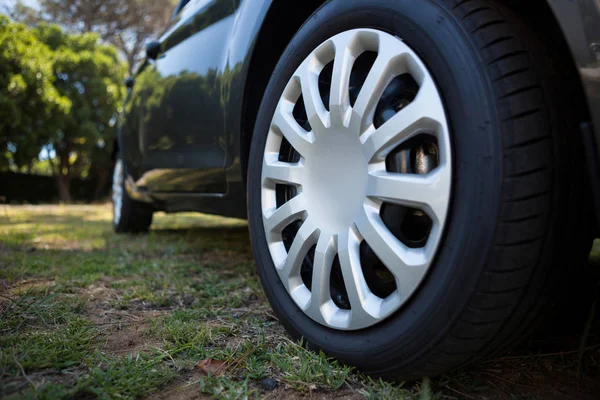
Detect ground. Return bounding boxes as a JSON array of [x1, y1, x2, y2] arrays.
[[0, 205, 598, 400]]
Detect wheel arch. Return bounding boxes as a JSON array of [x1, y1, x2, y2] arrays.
[[239, 0, 326, 181], [508, 0, 591, 120], [239, 0, 592, 182]]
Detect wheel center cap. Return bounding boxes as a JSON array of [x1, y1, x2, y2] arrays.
[[303, 127, 368, 234]]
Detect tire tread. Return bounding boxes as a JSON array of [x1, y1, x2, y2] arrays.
[[401, 0, 589, 377]]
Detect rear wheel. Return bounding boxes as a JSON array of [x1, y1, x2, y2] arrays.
[[247, 0, 591, 379], [112, 158, 153, 233]]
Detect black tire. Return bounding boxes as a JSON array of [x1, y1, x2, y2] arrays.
[[247, 0, 591, 379], [112, 157, 153, 234]]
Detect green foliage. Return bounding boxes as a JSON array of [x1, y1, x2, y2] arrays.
[[35, 24, 126, 201], [0, 15, 70, 168], [0, 17, 126, 201]]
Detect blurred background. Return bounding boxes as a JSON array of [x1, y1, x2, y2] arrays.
[[0, 0, 178, 204]]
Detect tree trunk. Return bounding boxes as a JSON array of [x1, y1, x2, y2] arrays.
[[94, 169, 109, 201], [55, 174, 73, 203]]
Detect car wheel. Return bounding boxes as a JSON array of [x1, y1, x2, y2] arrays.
[[247, 0, 590, 379], [112, 157, 153, 233]]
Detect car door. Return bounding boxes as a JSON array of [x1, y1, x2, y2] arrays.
[[129, 0, 237, 194]]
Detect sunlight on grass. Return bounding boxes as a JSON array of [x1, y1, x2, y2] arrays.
[[0, 204, 246, 252]]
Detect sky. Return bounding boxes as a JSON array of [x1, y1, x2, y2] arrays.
[[1, 0, 40, 12]]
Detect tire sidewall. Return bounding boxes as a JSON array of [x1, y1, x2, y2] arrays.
[[248, 0, 503, 371], [112, 158, 125, 232], [112, 157, 152, 234]]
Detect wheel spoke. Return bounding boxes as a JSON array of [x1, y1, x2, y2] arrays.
[[417, 75, 447, 123], [366, 169, 449, 224], [308, 233, 337, 321], [338, 227, 379, 325], [263, 193, 308, 234], [262, 154, 305, 186], [361, 77, 446, 161], [329, 33, 356, 126], [350, 35, 406, 135], [297, 67, 328, 133], [279, 219, 319, 290], [272, 103, 314, 157], [356, 206, 427, 297]]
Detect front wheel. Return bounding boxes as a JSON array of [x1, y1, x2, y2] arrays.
[[112, 157, 153, 233], [247, 0, 590, 379]]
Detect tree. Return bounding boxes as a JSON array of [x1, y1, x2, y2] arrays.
[[9, 0, 178, 73], [34, 24, 127, 202], [3, 1, 41, 27], [0, 15, 71, 171]]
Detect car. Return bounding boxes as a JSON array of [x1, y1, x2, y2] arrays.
[[112, 0, 600, 380]]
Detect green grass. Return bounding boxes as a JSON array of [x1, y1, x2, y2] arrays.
[[0, 291, 85, 332], [0, 204, 598, 399], [0, 318, 96, 371], [5, 352, 176, 400], [0, 205, 375, 399]]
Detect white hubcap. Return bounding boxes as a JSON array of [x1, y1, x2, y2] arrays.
[[303, 126, 368, 232], [261, 29, 452, 330]]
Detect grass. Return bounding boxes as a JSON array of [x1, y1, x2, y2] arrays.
[[0, 204, 598, 399]]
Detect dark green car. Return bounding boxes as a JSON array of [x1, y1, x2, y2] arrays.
[[114, 0, 600, 379]]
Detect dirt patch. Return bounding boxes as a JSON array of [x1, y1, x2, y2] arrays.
[[81, 279, 166, 319], [96, 322, 154, 355], [225, 335, 245, 350], [153, 384, 210, 400], [148, 371, 210, 400], [200, 250, 253, 267], [0, 277, 10, 293], [262, 387, 361, 400], [82, 281, 167, 355]]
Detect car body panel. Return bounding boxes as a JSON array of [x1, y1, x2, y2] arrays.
[[120, 0, 272, 218], [119, 0, 600, 220], [121, 0, 242, 194], [548, 0, 600, 152]]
